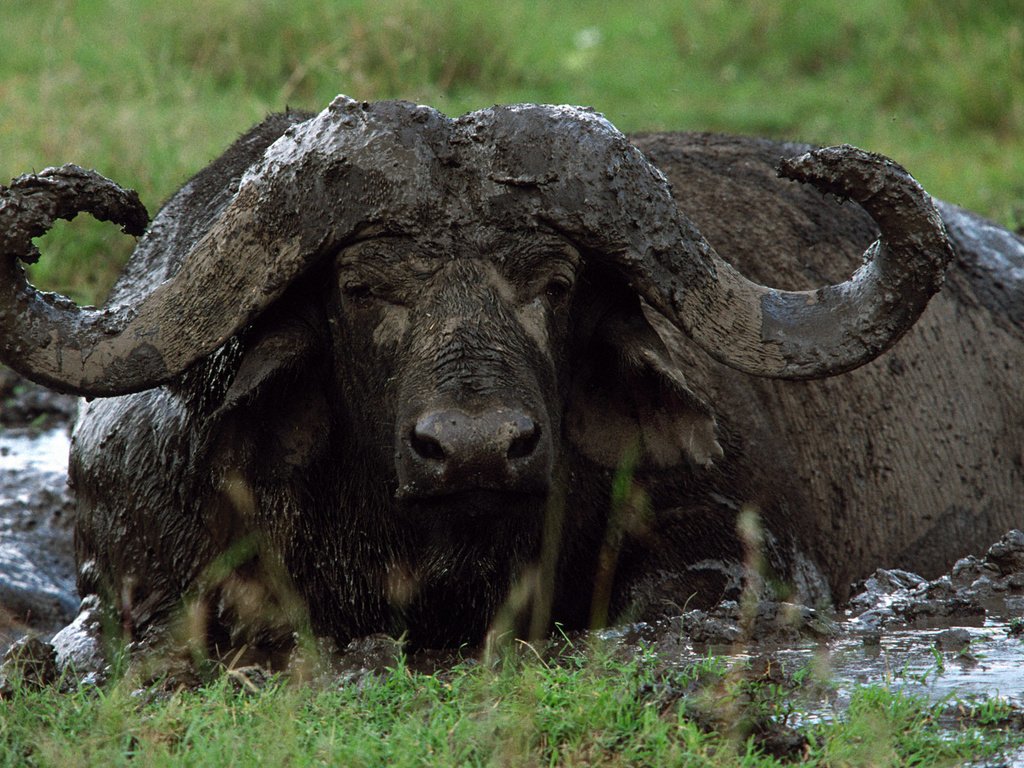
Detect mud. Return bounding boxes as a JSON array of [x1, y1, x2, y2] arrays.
[[0, 366, 78, 430], [848, 530, 1024, 632], [0, 369, 77, 652]]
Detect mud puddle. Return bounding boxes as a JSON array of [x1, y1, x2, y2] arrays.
[[695, 621, 1022, 717], [0, 427, 70, 474], [823, 621, 1023, 709], [0, 426, 76, 645], [594, 614, 1024, 711]]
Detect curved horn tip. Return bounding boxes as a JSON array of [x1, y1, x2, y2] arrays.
[[775, 144, 919, 205], [43, 164, 151, 237], [1, 164, 149, 260]]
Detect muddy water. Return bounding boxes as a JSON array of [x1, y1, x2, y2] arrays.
[[595, 612, 1024, 712], [0, 426, 77, 645], [0, 427, 70, 474], [825, 622, 1023, 707], [704, 621, 1022, 715]]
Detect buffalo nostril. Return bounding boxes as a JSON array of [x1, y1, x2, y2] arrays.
[[506, 420, 540, 460], [408, 408, 543, 469], [399, 408, 551, 496], [410, 426, 446, 461]]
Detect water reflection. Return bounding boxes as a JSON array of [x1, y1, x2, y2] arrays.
[[0, 428, 70, 475]]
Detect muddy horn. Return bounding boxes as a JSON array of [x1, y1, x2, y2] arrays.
[[468, 104, 954, 379], [0, 165, 322, 397], [0, 97, 444, 396], [3, 99, 954, 393]]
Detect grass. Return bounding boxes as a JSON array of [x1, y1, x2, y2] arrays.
[[1, 0, 1022, 302], [3, 643, 1022, 767]]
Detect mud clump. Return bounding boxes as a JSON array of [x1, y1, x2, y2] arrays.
[[0, 635, 59, 697], [933, 627, 972, 652], [848, 529, 1024, 632], [653, 599, 836, 650]]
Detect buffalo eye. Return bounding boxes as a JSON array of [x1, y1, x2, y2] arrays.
[[544, 276, 573, 306], [342, 281, 375, 303]]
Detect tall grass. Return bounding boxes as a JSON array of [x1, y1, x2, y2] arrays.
[[1, 0, 1021, 302]]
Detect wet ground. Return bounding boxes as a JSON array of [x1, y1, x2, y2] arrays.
[[604, 541, 1024, 712], [0, 368, 78, 648], [1, 368, 1022, 758]]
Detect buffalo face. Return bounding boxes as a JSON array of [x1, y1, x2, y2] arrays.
[[326, 227, 684, 644], [314, 210, 745, 646], [333, 230, 573, 502]]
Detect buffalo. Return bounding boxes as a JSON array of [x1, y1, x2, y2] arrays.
[[0, 97, 1020, 671]]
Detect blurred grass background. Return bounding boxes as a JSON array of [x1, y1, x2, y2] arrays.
[[1, 0, 1022, 303]]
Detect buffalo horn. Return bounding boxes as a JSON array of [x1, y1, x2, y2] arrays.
[[0, 97, 445, 396], [467, 104, 954, 379], [2, 99, 955, 394]]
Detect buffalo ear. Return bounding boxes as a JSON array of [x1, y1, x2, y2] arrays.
[[217, 319, 316, 415], [214, 274, 328, 416], [567, 308, 723, 469], [210, 295, 330, 476]]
